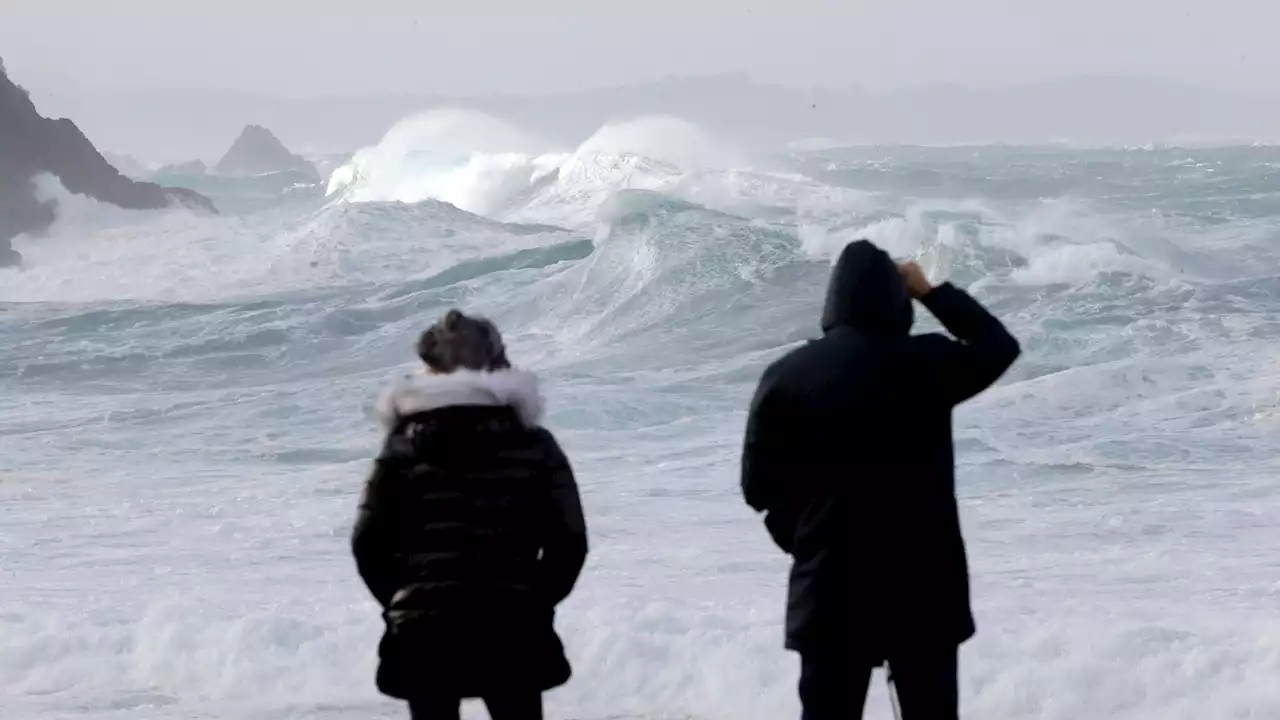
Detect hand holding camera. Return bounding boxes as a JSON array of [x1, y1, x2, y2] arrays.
[[898, 261, 934, 299]]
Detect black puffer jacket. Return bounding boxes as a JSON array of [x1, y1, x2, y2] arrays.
[[741, 240, 1020, 658], [353, 368, 588, 700]]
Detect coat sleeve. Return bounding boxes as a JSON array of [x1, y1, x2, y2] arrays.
[[741, 371, 800, 554], [351, 440, 406, 609], [917, 282, 1022, 406], [535, 430, 589, 606]]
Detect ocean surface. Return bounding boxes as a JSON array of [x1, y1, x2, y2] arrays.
[[3, 112, 1280, 719]]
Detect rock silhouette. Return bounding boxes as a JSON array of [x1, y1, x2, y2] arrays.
[[155, 159, 210, 176], [0, 58, 216, 267], [215, 124, 319, 180]]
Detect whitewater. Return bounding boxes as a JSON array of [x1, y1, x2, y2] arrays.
[[3, 111, 1280, 719]]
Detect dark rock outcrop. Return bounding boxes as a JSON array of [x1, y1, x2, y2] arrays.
[[154, 159, 210, 176], [0, 59, 216, 267], [103, 152, 148, 178], [215, 124, 318, 180]]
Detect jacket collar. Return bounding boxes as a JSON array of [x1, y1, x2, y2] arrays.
[[375, 368, 545, 430]]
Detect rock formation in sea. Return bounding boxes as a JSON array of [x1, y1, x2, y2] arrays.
[[0, 58, 216, 267], [154, 159, 210, 177], [215, 125, 319, 180], [102, 152, 149, 179]]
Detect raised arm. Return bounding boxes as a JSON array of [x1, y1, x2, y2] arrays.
[[916, 280, 1021, 405]]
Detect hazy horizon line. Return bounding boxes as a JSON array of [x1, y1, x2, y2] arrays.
[[19, 69, 1279, 103]]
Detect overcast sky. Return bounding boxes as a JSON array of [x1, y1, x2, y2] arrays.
[[3, 0, 1277, 97]]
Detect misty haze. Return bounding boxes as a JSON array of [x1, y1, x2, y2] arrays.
[[3, 2, 1280, 719]]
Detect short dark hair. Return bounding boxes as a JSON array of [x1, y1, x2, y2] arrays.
[[416, 309, 511, 373]]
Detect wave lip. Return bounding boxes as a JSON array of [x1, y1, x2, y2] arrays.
[[324, 108, 564, 215], [326, 113, 748, 229]]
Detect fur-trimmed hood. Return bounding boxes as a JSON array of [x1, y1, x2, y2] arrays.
[[375, 369, 545, 430]]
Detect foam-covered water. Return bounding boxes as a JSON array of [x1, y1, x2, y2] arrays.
[[4, 116, 1280, 719]]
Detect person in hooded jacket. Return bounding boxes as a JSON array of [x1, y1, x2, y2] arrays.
[[352, 309, 588, 720], [741, 240, 1020, 720]]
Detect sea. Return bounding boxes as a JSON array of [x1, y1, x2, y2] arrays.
[[3, 111, 1280, 719]]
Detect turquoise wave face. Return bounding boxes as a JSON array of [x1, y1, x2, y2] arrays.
[[2, 144, 1279, 719]]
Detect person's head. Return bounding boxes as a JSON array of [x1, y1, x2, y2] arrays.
[[416, 309, 511, 373], [819, 239, 914, 336]]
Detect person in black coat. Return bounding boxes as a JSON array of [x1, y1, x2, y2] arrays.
[[741, 239, 1020, 720], [353, 309, 588, 720]]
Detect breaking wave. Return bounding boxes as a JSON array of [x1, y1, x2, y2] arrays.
[[5, 114, 1280, 719]]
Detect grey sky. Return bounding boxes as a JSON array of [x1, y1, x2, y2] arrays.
[[2, 0, 1277, 97]]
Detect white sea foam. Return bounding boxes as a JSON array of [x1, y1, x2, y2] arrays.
[[4, 120, 1280, 719]]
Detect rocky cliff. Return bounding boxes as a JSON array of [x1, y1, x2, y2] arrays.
[[0, 59, 216, 267], [154, 159, 210, 176], [215, 124, 318, 180]]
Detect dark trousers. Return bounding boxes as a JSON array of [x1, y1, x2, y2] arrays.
[[798, 646, 959, 720], [409, 694, 543, 720]]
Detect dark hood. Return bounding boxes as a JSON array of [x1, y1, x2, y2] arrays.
[[820, 239, 914, 336]]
